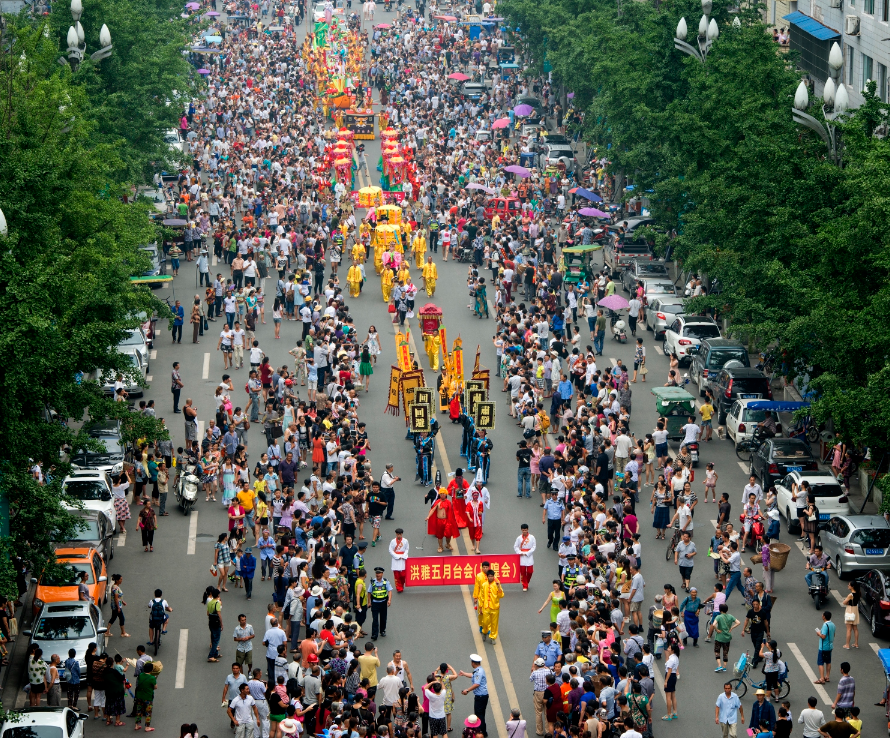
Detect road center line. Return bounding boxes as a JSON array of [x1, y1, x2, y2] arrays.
[[150, 349, 157, 360], [202, 352, 211, 379], [786, 642, 832, 705], [118, 526, 126, 548], [406, 328, 512, 738], [187, 510, 199, 555], [653, 345, 664, 356], [197, 420, 205, 440], [175, 629, 189, 688]]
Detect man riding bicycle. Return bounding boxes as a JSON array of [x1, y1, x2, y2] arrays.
[[148, 589, 172, 644]]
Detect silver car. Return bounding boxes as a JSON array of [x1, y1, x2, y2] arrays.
[[820, 515, 890, 579], [644, 297, 685, 339], [24, 601, 107, 683]]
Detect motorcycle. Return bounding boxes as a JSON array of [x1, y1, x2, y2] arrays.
[[175, 459, 200, 515], [685, 440, 700, 468], [609, 310, 627, 343], [808, 566, 829, 609]]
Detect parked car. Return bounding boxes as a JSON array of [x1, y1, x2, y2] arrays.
[[604, 241, 653, 271], [60, 511, 116, 562], [0, 707, 89, 738], [118, 326, 150, 371], [620, 260, 670, 293], [69, 421, 125, 476], [24, 602, 108, 685], [774, 471, 849, 534], [542, 142, 575, 167], [856, 569, 890, 635], [637, 277, 677, 304], [725, 398, 782, 448], [474, 129, 492, 144], [821, 515, 890, 579], [32, 547, 108, 616], [749, 437, 818, 490], [687, 338, 751, 397], [662, 316, 721, 366], [461, 82, 487, 101], [139, 244, 167, 287], [519, 122, 542, 144], [515, 95, 543, 117], [706, 366, 772, 424], [611, 217, 655, 238], [100, 348, 147, 397], [643, 296, 686, 339], [61, 470, 115, 529]]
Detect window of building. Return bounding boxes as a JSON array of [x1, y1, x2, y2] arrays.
[[879, 63, 888, 101], [884, 0, 889, 21], [848, 45, 856, 86], [863, 54, 874, 91]]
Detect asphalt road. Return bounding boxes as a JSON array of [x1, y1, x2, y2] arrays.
[[16, 6, 890, 737]]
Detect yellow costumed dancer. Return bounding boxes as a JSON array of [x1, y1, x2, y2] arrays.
[[422, 257, 438, 297], [397, 264, 411, 286], [346, 262, 363, 298], [351, 241, 366, 264], [478, 569, 504, 643], [381, 267, 394, 303], [374, 241, 384, 275], [411, 232, 427, 268]]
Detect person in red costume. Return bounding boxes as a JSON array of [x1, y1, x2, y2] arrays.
[[466, 489, 485, 555], [449, 468, 470, 529], [449, 393, 462, 423], [425, 487, 458, 553]]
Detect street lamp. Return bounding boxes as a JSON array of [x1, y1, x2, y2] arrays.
[[674, 0, 723, 63], [59, 0, 112, 70], [791, 41, 846, 165]]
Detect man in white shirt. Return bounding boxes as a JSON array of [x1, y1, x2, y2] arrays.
[[218, 324, 234, 369], [378, 665, 403, 707], [513, 524, 536, 591], [743, 476, 763, 504], [679, 416, 701, 451], [227, 684, 259, 738], [389, 528, 409, 593], [614, 430, 634, 475], [231, 322, 246, 370]]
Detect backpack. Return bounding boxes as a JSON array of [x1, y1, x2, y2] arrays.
[[150, 598, 165, 622]]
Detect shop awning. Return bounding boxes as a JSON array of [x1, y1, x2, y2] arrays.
[[783, 11, 840, 40]]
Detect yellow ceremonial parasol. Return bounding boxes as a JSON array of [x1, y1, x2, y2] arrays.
[[376, 204, 403, 224], [358, 186, 383, 207], [374, 223, 402, 247]]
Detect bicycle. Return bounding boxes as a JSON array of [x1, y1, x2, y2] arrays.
[[665, 526, 681, 561], [735, 429, 769, 464], [728, 650, 791, 699], [147, 605, 165, 655]]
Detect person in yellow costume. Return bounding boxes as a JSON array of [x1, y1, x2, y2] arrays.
[[396, 264, 411, 286], [374, 244, 384, 275], [471, 561, 492, 630], [411, 232, 427, 268], [346, 261, 363, 298], [393, 231, 405, 255], [422, 256, 438, 297], [478, 568, 505, 644], [351, 241, 366, 264], [381, 267, 394, 303]]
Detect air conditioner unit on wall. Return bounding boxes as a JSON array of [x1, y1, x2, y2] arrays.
[[828, 0, 841, 8], [846, 14, 861, 34]]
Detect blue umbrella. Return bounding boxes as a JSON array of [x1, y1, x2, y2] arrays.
[[575, 188, 603, 203]]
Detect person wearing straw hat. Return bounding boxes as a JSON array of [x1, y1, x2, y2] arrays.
[[279, 718, 300, 738]]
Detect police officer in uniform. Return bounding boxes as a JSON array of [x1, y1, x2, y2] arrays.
[[562, 553, 581, 596], [350, 540, 369, 593], [369, 566, 393, 640]]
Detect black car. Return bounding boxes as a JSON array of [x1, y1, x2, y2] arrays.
[[70, 422, 126, 476], [688, 338, 751, 397], [749, 438, 818, 490], [857, 569, 890, 636], [706, 366, 772, 424], [620, 260, 670, 293]]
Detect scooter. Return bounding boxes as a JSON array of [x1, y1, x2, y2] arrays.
[[808, 567, 829, 609], [175, 459, 200, 515], [685, 440, 700, 468], [609, 310, 627, 343]]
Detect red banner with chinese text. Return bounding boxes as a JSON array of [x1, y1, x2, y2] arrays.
[[404, 555, 520, 587]]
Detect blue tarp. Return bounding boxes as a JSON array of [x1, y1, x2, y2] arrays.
[[783, 11, 840, 40], [879, 648, 890, 676], [746, 401, 811, 412]]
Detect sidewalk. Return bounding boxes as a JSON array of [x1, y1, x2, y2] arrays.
[[1, 583, 36, 710]]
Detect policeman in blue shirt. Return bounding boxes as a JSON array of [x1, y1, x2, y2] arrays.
[[542, 490, 565, 550], [534, 630, 562, 668], [459, 655, 489, 737]]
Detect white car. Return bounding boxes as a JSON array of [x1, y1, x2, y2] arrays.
[[474, 129, 492, 143], [62, 470, 116, 531], [662, 315, 721, 365], [775, 471, 851, 535], [313, 2, 344, 22], [725, 398, 782, 448], [118, 326, 150, 372], [100, 348, 147, 398], [0, 707, 89, 738]]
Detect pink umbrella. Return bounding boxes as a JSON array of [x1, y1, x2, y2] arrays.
[[513, 104, 533, 117], [375, 23, 391, 28], [598, 294, 630, 310], [185, 2, 200, 8], [447, 72, 470, 81], [205, 9, 220, 15], [467, 183, 496, 194], [491, 118, 510, 129], [504, 165, 531, 177], [197, 68, 211, 74], [434, 14, 457, 20], [578, 207, 608, 218]]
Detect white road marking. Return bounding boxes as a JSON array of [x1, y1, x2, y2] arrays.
[[187, 510, 199, 555], [830, 589, 845, 606], [737, 462, 749, 473], [175, 629, 189, 688], [118, 527, 126, 548], [871, 642, 881, 654], [786, 642, 832, 705], [146, 375, 153, 382], [653, 345, 664, 355], [198, 420, 205, 440], [150, 350, 157, 360], [202, 352, 211, 379], [212, 254, 218, 266], [609, 357, 617, 367], [710, 519, 718, 528]]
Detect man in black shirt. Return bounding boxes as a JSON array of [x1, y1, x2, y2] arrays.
[[516, 440, 533, 499], [744, 598, 770, 666]]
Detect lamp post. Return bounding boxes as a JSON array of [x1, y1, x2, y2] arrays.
[[59, 0, 112, 70], [674, 0, 722, 63], [791, 41, 846, 165]]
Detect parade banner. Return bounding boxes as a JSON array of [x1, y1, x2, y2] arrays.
[[405, 554, 521, 587], [343, 111, 375, 139], [414, 388, 435, 409], [400, 369, 426, 416], [408, 402, 431, 433], [474, 401, 496, 431], [385, 365, 402, 415], [465, 379, 487, 397], [465, 387, 486, 417]]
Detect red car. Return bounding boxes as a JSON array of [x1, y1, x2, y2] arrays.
[[484, 197, 521, 221]]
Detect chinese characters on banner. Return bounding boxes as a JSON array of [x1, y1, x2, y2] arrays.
[[404, 554, 521, 587]]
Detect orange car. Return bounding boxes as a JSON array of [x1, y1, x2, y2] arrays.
[[32, 547, 108, 617]]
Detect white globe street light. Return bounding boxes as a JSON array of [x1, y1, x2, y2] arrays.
[[673, 0, 721, 63], [59, 0, 112, 69], [791, 42, 847, 165]]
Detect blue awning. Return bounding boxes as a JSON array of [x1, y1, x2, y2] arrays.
[[783, 11, 840, 40]]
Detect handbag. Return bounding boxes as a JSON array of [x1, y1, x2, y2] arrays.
[[244, 420, 250, 430], [9, 616, 18, 637], [271, 425, 284, 439], [640, 366, 648, 376], [387, 304, 396, 313], [845, 607, 856, 623]]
